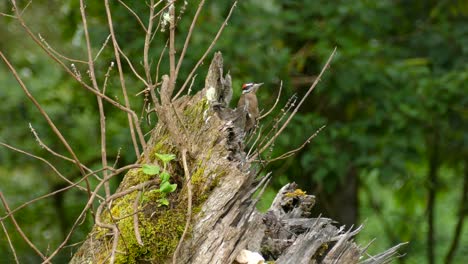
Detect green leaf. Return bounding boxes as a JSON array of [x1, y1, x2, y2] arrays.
[[142, 164, 160, 175], [160, 171, 170, 183], [168, 183, 177, 192], [155, 153, 176, 164], [159, 181, 171, 193], [158, 198, 169, 206], [160, 181, 177, 193]]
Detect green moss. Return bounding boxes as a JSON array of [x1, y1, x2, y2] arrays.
[[96, 97, 231, 262], [124, 169, 158, 188], [183, 98, 210, 129], [148, 134, 172, 162], [109, 204, 187, 263], [106, 158, 223, 263]]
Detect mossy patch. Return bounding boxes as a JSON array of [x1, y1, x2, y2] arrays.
[[284, 188, 306, 198], [95, 97, 226, 263]]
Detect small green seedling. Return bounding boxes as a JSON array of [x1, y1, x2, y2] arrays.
[[141, 153, 178, 206]]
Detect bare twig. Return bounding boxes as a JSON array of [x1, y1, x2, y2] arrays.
[[1, 220, 19, 264], [173, 1, 238, 100], [11, 1, 147, 164], [133, 191, 144, 246], [117, 45, 149, 86], [104, 0, 145, 159], [151, 1, 171, 21], [117, 0, 147, 32], [38, 34, 88, 64], [152, 40, 168, 105], [19, 0, 32, 15], [102, 61, 115, 94], [187, 74, 197, 95], [0, 12, 16, 18], [265, 125, 326, 163], [255, 94, 297, 149], [173, 149, 192, 264], [0, 142, 88, 193], [250, 48, 337, 162], [143, 0, 157, 90], [29, 124, 96, 176], [259, 81, 283, 120], [40, 165, 140, 263], [0, 50, 93, 205], [174, 0, 206, 82], [247, 126, 263, 159], [168, 1, 177, 95], [0, 165, 138, 222], [79, 0, 110, 198], [95, 180, 157, 264], [0, 193, 49, 262], [94, 34, 111, 61]]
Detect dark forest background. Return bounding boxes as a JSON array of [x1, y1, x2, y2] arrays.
[[1, 0, 467, 263]]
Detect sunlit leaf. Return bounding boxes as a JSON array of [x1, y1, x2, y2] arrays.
[[160, 171, 170, 183], [155, 153, 176, 164], [142, 164, 160, 175]]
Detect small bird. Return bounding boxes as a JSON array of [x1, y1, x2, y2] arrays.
[[237, 82, 263, 133]]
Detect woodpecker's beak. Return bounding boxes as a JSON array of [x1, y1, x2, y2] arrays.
[[253, 83, 263, 92]]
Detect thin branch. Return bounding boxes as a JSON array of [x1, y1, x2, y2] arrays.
[[95, 180, 157, 264], [19, 0, 32, 15], [143, 0, 156, 89], [250, 48, 337, 162], [168, 1, 176, 95], [117, 44, 149, 86], [174, 0, 206, 82], [187, 74, 197, 95], [1, 220, 19, 264], [9, 0, 131, 114], [40, 165, 140, 263], [247, 126, 263, 159], [133, 191, 144, 246], [173, 1, 238, 101], [117, 0, 147, 32], [0, 142, 88, 193], [79, 0, 110, 199], [29, 123, 96, 176], [0, 193, 49, 262], [151, 1, 171, 21], [38, 34, 88, 64], [173, 149, 192, 264], [152, 40, 168, 105], [0, 165, 138, 222], [265, 125, 326, 163], [0, 12, 16, 18], [102, 61, 115, 94], [0, 50, 93, 204], [104, 0, 147, 159], [255, 94, 297, 150], [94, 34, 111, 61], [259, 81, 283, 120]]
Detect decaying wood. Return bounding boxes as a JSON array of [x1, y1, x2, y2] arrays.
[[71, 52, 406, 264]]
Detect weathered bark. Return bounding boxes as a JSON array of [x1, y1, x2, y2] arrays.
[[71, 52, 405, 264]]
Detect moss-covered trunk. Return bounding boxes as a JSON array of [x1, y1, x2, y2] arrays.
[[70, 52, 254, 263], [71, 53, 405, 264]]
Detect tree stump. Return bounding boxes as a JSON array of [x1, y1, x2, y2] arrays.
[[70, 52, 405, 264]]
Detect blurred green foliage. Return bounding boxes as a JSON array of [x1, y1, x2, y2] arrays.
[[1, 0, 467, 263]]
